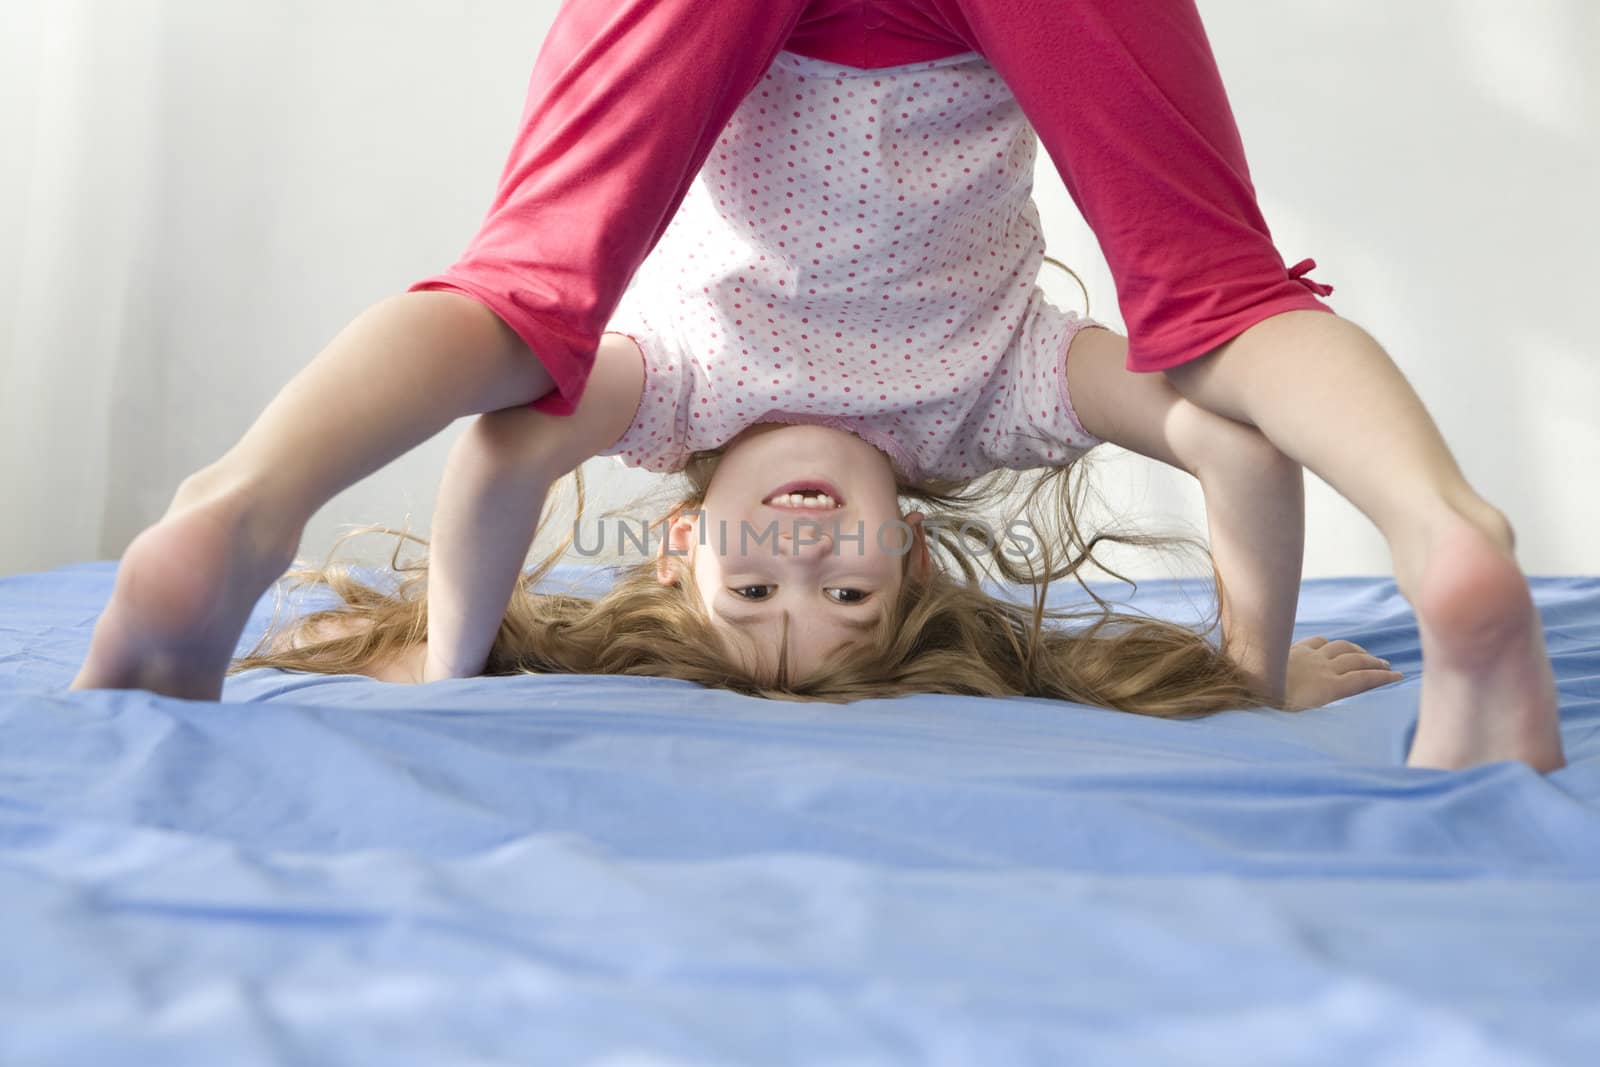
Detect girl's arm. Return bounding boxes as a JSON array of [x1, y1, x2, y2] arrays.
[[1064, 327, 1396, 707], [422, 334, 646, 681], [1191, 417, 1402, 709]]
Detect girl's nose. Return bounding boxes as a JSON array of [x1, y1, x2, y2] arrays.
[[779, 527, 834, 561]]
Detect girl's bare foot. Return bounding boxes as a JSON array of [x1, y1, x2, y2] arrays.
[[1402, 511, 1564, 771], [70, 479, 300, 701]]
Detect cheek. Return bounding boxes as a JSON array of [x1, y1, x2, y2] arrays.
[[689, 542, 721, 605], [855, 511, 918, 560]]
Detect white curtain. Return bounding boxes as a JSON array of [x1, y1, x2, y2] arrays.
[[2, 1, 162, 573], [0, 0, 647, 577], [3, 2, 1597, 579]]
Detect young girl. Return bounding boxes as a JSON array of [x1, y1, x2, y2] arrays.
[[71, 0, 1563, 771]]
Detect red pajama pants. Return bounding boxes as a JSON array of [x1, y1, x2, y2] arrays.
[[411, 0, 1334, 415]]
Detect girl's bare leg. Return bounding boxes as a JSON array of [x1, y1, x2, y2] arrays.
[[1164, 311, 1563, 771], [930, 0, 1560, 769], [70, 291, 553, 700]]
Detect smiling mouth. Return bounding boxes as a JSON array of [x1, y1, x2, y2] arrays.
[[763, 480, 846, 510]]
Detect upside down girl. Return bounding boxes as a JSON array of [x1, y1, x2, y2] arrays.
[[72, 0, 1563, 771]]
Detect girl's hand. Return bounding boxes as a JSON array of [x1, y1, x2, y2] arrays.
[[291, 615, 430, 684], [371, 640, 430, 684], [1284, 636, 1404, 710]]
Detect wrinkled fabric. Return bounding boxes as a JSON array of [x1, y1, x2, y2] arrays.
[[2, 563, 1597, 1064]]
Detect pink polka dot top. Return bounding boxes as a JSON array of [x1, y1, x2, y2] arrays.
[[600, 49, 1102, 483]]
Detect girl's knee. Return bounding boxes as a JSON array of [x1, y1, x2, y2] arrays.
[[458, 406, 557, 473], [1185, 403, 1297, 482]]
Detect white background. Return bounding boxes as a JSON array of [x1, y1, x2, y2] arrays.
[[2, 1, 1596, 579]]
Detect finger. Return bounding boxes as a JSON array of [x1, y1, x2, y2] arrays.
[[1333, 652, 1394, 673], [1298, 635, 1330, 650], [1341, 668, 1405, 693], [1312, 676, 1386, 706], [1322, 640, 1364, 656]]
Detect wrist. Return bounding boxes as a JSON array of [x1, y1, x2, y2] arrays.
[[422, 645, 488, 682], [1226, 635, 1288, 707]]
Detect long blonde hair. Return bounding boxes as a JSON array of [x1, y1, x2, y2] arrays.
[[233, 448, 1268, 718]]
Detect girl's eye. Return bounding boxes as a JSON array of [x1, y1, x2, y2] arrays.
[[826, 588, 869, 604], [731, 585, 774, 600]]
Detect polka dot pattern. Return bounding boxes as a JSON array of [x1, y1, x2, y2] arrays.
[[601, 50, 1101, 482]]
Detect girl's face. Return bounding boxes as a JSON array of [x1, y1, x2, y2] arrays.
[[658, 424, 924, 682]]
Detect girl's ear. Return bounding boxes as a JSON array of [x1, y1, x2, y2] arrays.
[[903, 510, 933, 582], [655, 512, 698, 586]]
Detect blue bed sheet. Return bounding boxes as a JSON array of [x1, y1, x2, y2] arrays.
[[1, 562, 1598, 1065]]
